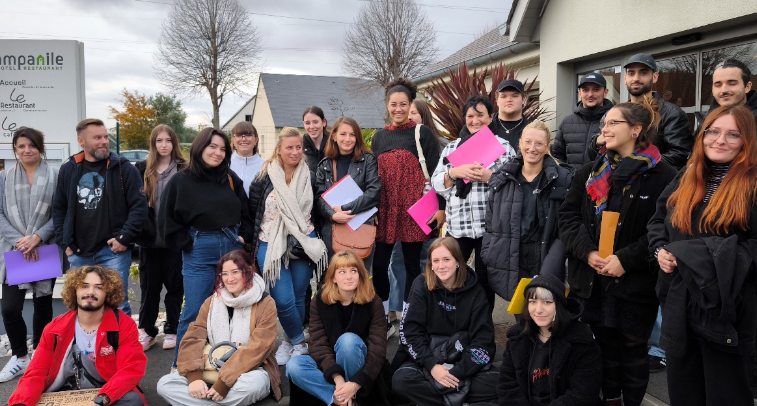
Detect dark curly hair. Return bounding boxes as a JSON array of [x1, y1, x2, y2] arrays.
[[385, 77, 418, 103], [214, 250, 258, 294], [61, 265, 125, 311]]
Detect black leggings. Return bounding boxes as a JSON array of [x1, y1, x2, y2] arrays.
[[138, 247, 184, 337], [590, 323, 649, 406], [393, 361, 498, 406], [372, 241, 424, 302], [454, 236, 495, 311], [1, 281, 53, 357]]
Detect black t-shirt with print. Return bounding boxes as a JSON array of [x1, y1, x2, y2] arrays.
[[529, 338, 551, 406], [74, 159, 111, 256]]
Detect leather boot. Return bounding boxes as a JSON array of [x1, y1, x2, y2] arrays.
[[605, 397, 623, 406]]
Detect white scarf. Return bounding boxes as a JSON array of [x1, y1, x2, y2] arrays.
[[263, 159, 328, 285], [207, 273, 266, 346]]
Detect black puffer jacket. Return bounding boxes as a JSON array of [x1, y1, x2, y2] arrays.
[[481, 156, 573, 300], [551, 100, 613, 170], [314, 153, 381, 226], [497, 300, 602, 406], [651, 91, 694, 169], [391, 268, 495, 379], [248, 172, 274, 250], [558, 159, 677, 301], [304, 134, 329, 233], [693, 89, 757, 136]]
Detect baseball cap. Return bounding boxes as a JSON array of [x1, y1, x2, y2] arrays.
[[578, 72, 607, 88], [497, 79, 525, 93], [624, 53, 658, 72]]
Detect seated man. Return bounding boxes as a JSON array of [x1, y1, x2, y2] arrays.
[[8, 265, 147, 406]]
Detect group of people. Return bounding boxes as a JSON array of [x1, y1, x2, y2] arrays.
[[1, 53, 756, 406]]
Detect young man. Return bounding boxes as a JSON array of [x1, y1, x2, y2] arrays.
[[551, 72, 614, 170], [53, 119, 147, 316], [8, 265, 147, 406], [490, 79, 531, 151], [694, 59, 756, 135]]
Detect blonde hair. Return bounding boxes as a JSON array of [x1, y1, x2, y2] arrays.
[[522, 120, 551, 145], [321, 251, 376, 305], [258, 127, 303, 179]]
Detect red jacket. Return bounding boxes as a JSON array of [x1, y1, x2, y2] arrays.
[[8, 309, 147, 406]]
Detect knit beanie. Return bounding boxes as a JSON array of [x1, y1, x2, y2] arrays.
[[525, 274, 567, 306]]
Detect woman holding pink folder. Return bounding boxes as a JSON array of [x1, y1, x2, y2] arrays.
[[314, 116, 381, 270], [432, 96, 515, 311], [0, 127, 59, 383]]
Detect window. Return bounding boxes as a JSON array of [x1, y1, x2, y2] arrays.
[[653, 53, 698, 132], [576, 65, 622, 105], [245, 114, 253, 122], [701, 41, 757, 108]]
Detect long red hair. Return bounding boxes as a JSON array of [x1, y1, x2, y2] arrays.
[[668, 105, 757, 234]]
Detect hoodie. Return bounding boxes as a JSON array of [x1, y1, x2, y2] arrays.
[[391, 267, 495, 379], [230, 152, 263, 197]]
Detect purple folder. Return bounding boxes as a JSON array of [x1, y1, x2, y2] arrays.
[[407, 191, 439, 235], [446, 126, 507, 183], [4, 244, 63, 285]]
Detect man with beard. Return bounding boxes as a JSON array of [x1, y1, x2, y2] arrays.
[[490, 79, 531, 151], [551, 72, 614, 170], [596, 54, 693, 169], [8, 266, 147, 406], [53, 119, 147, 316], [694, 59, 756, 135]]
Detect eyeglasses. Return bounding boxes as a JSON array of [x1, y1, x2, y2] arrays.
[[704, 128, 742, 142], [388, 102, 409, 108], [233, 133, 255, 139], [220, 269, 242, 277], [599, 119, 628, 130], [522, 139, 546, 149]]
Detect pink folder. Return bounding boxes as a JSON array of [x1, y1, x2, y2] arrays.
[[446, 127, 507, 183], [407, 191, 439, 235]]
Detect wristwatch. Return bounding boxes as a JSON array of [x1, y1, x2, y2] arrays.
[[93, 394, 110, 406]]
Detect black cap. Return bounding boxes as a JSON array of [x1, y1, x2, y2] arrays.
[[624, 53, 657, 72], [578, 72, 607, 88], [524, 274, 567, 306], [497, 79, 525, 93]]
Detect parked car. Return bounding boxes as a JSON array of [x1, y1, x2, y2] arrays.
[[120, 149, 149, 163]]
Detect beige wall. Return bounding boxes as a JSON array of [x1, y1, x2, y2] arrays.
[[221, 99, 255, 133], [251, 79, 277, 158], [538, 0, 757, 128]]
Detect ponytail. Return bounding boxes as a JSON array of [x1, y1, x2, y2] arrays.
[[613, 99, 659, 148]]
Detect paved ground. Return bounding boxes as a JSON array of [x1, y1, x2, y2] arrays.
[[0, 280, 671, 405]]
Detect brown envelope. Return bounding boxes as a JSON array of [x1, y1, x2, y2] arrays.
[[599, 211, 620, 258]]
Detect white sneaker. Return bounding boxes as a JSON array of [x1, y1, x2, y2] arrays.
[[0, 355, 29, 383], [290, 343, 308, 358], [275, 341, 294, 366]]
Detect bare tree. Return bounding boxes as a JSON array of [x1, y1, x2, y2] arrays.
[[342, 0, 439, 88], [154, 0, 261, 128], [328, 97, 355, 116]]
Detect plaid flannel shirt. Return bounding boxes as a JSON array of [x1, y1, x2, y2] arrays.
[[431, 137, 515, 239]]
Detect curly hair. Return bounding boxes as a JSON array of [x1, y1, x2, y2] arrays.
[[385, 77, 418, 103], [61, 265, 125, 311]]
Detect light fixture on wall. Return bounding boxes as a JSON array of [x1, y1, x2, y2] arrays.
[[672, 33, 702, 46]]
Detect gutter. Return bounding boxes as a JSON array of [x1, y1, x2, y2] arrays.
[[413, 42, 539, 84]]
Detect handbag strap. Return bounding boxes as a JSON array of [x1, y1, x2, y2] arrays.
[[415, 124, 430, 181]]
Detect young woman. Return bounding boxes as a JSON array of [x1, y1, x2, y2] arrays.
[[432, 96, 516, 311], [287, 251, 390, 406], [159, 127, 254, 366], [0, 127, 58, 383], [498, 274, 602, 405], [303, 106, 330, 180], [391, 237, 498, 406], [482, 120, 572, 305], [248, 127, 328, 366], [230, 121, 264, 197], [134, 124, 186, 352], [157, 250, 281, 405], [315, 116, 381, 269], [558, 99, 677, 406], [648, 105, 757, 406], [408, 99, 448, 146], [371, 77, 445, 337]]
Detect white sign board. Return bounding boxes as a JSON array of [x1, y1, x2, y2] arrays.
[[0, 40, 85, 169]]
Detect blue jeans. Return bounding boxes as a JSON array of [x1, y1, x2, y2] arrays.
[[69, 245, 133, 316], [257, 231, 316, 345], [174, 226, 244, 364], [286, 333, 368, 404], [388, 240, 432, 312], [648, 306, 665, 357]]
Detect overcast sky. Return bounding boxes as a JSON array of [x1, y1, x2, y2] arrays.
[[2, 0, 509, 129]]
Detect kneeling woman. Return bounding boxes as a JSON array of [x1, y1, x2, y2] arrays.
[[498, 274, 602, 405], [287, 251, 389, 406], [392, 237, 498, 406], [157, 250, 282, 405]]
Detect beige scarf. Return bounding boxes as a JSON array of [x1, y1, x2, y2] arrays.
[[263, 159, 327, 285]]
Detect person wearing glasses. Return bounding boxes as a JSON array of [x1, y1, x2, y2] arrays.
[[648, 105, 757, 406], [481, 120, 572, 308], [559, 99, 677, 406], [230, 122, 264, 197]]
